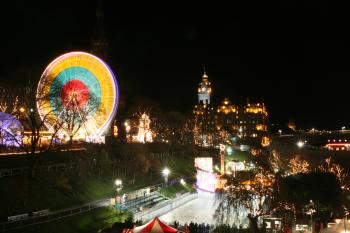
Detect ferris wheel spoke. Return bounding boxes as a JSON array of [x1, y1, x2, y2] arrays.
[[72, 99, 90, 138]]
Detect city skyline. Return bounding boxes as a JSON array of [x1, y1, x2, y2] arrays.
[[1, 2, 350, 232], [0, 1, 349, 129]]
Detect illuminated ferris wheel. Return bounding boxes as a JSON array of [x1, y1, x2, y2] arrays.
[[36, 51, 119, 142]]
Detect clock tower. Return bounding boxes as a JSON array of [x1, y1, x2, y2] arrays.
[[198, 69, 212, 104]]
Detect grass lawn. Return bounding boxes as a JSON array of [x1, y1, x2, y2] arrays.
[[0, 173, 116, 217], [0, 143, 201, 220], [11, 207, 131, 233], [228, 150, 250, 162]]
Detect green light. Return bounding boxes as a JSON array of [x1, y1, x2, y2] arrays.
[[226, 146, 233, 155]]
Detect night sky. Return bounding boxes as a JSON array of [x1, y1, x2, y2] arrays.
[[0, 1, 349, 129]]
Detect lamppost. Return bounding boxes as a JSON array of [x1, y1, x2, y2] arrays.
[[344, 206, 349, 233], [162, 168, 170, 186], [219, 144, 225, 175], [307, 200, 316, 233], [114, 179, 123, 212], [115, 179, 123, 196], [297, 140, 305, 148]]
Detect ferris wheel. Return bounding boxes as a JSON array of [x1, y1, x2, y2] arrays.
[[36, 51, 119, 142]]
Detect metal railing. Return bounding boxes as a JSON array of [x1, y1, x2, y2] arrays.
[[0, 162, 77, 178], [134, 192, 198, 222], [0, 176, 191, 231], [0, 198, 109, 232]]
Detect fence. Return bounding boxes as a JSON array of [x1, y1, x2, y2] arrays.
[[0, 162, 77, 178], [134, 192, 198, 222], [0, 198, 110, 232], [0, 175, 190, 231], [0, 181, 175, 232]]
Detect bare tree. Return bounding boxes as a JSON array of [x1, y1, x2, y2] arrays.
[[0, 96, 19, 114], [0, 101, 7, 112], [269, 150, 282, 173], [37, 76, 100, 146], [287, 156, 310, 175], [215, 171, 275, 232], [318, 156, 348, 188]]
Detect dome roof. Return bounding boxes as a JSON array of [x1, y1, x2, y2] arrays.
[[0, 112, 23, 147]]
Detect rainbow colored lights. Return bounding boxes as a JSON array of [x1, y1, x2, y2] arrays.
[[36, 51, 119, 142]]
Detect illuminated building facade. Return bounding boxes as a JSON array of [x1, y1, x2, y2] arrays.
[[216, 97, 238, 132], [197, 71, 212, 104], [193, 71, 216, 146], [134, 113, 153, 143], [238, 102, 268, 138], [325, 140, 350, 151], [193, 71, 269, 145]]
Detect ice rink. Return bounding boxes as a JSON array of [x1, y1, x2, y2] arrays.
[[159, 191, 218, 225]]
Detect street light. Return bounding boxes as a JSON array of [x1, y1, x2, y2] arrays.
[[307, 200, 316, 232], [115, 179, 123, 195], [297, 140, 305, 148], [162, 168, 170, 185], [180, 178, 186, 185], [343, 206, 349, 233], [114, 179, 123, 212]]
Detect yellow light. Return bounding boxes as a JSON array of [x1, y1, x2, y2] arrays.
[[19, 107, 25, 113], [180, 178, 186, 185], [256, 124, 265, 131], [115, 179, 122, 186], [113, 126, 118, 137]]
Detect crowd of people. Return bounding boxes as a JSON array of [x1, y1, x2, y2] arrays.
[[172, 221, 250, 233]]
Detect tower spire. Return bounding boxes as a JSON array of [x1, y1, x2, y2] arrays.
[[91, 0, 109, 60], [198, 68, 211, 104], [202, 66, 208, 80]]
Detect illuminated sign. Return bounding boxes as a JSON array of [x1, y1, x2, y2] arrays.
[[195, 157, 216, 192]]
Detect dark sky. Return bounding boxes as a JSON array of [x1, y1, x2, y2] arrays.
[[0, 1, 349, 129]]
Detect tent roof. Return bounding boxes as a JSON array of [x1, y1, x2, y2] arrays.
[[134, 217, 178, 233]]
